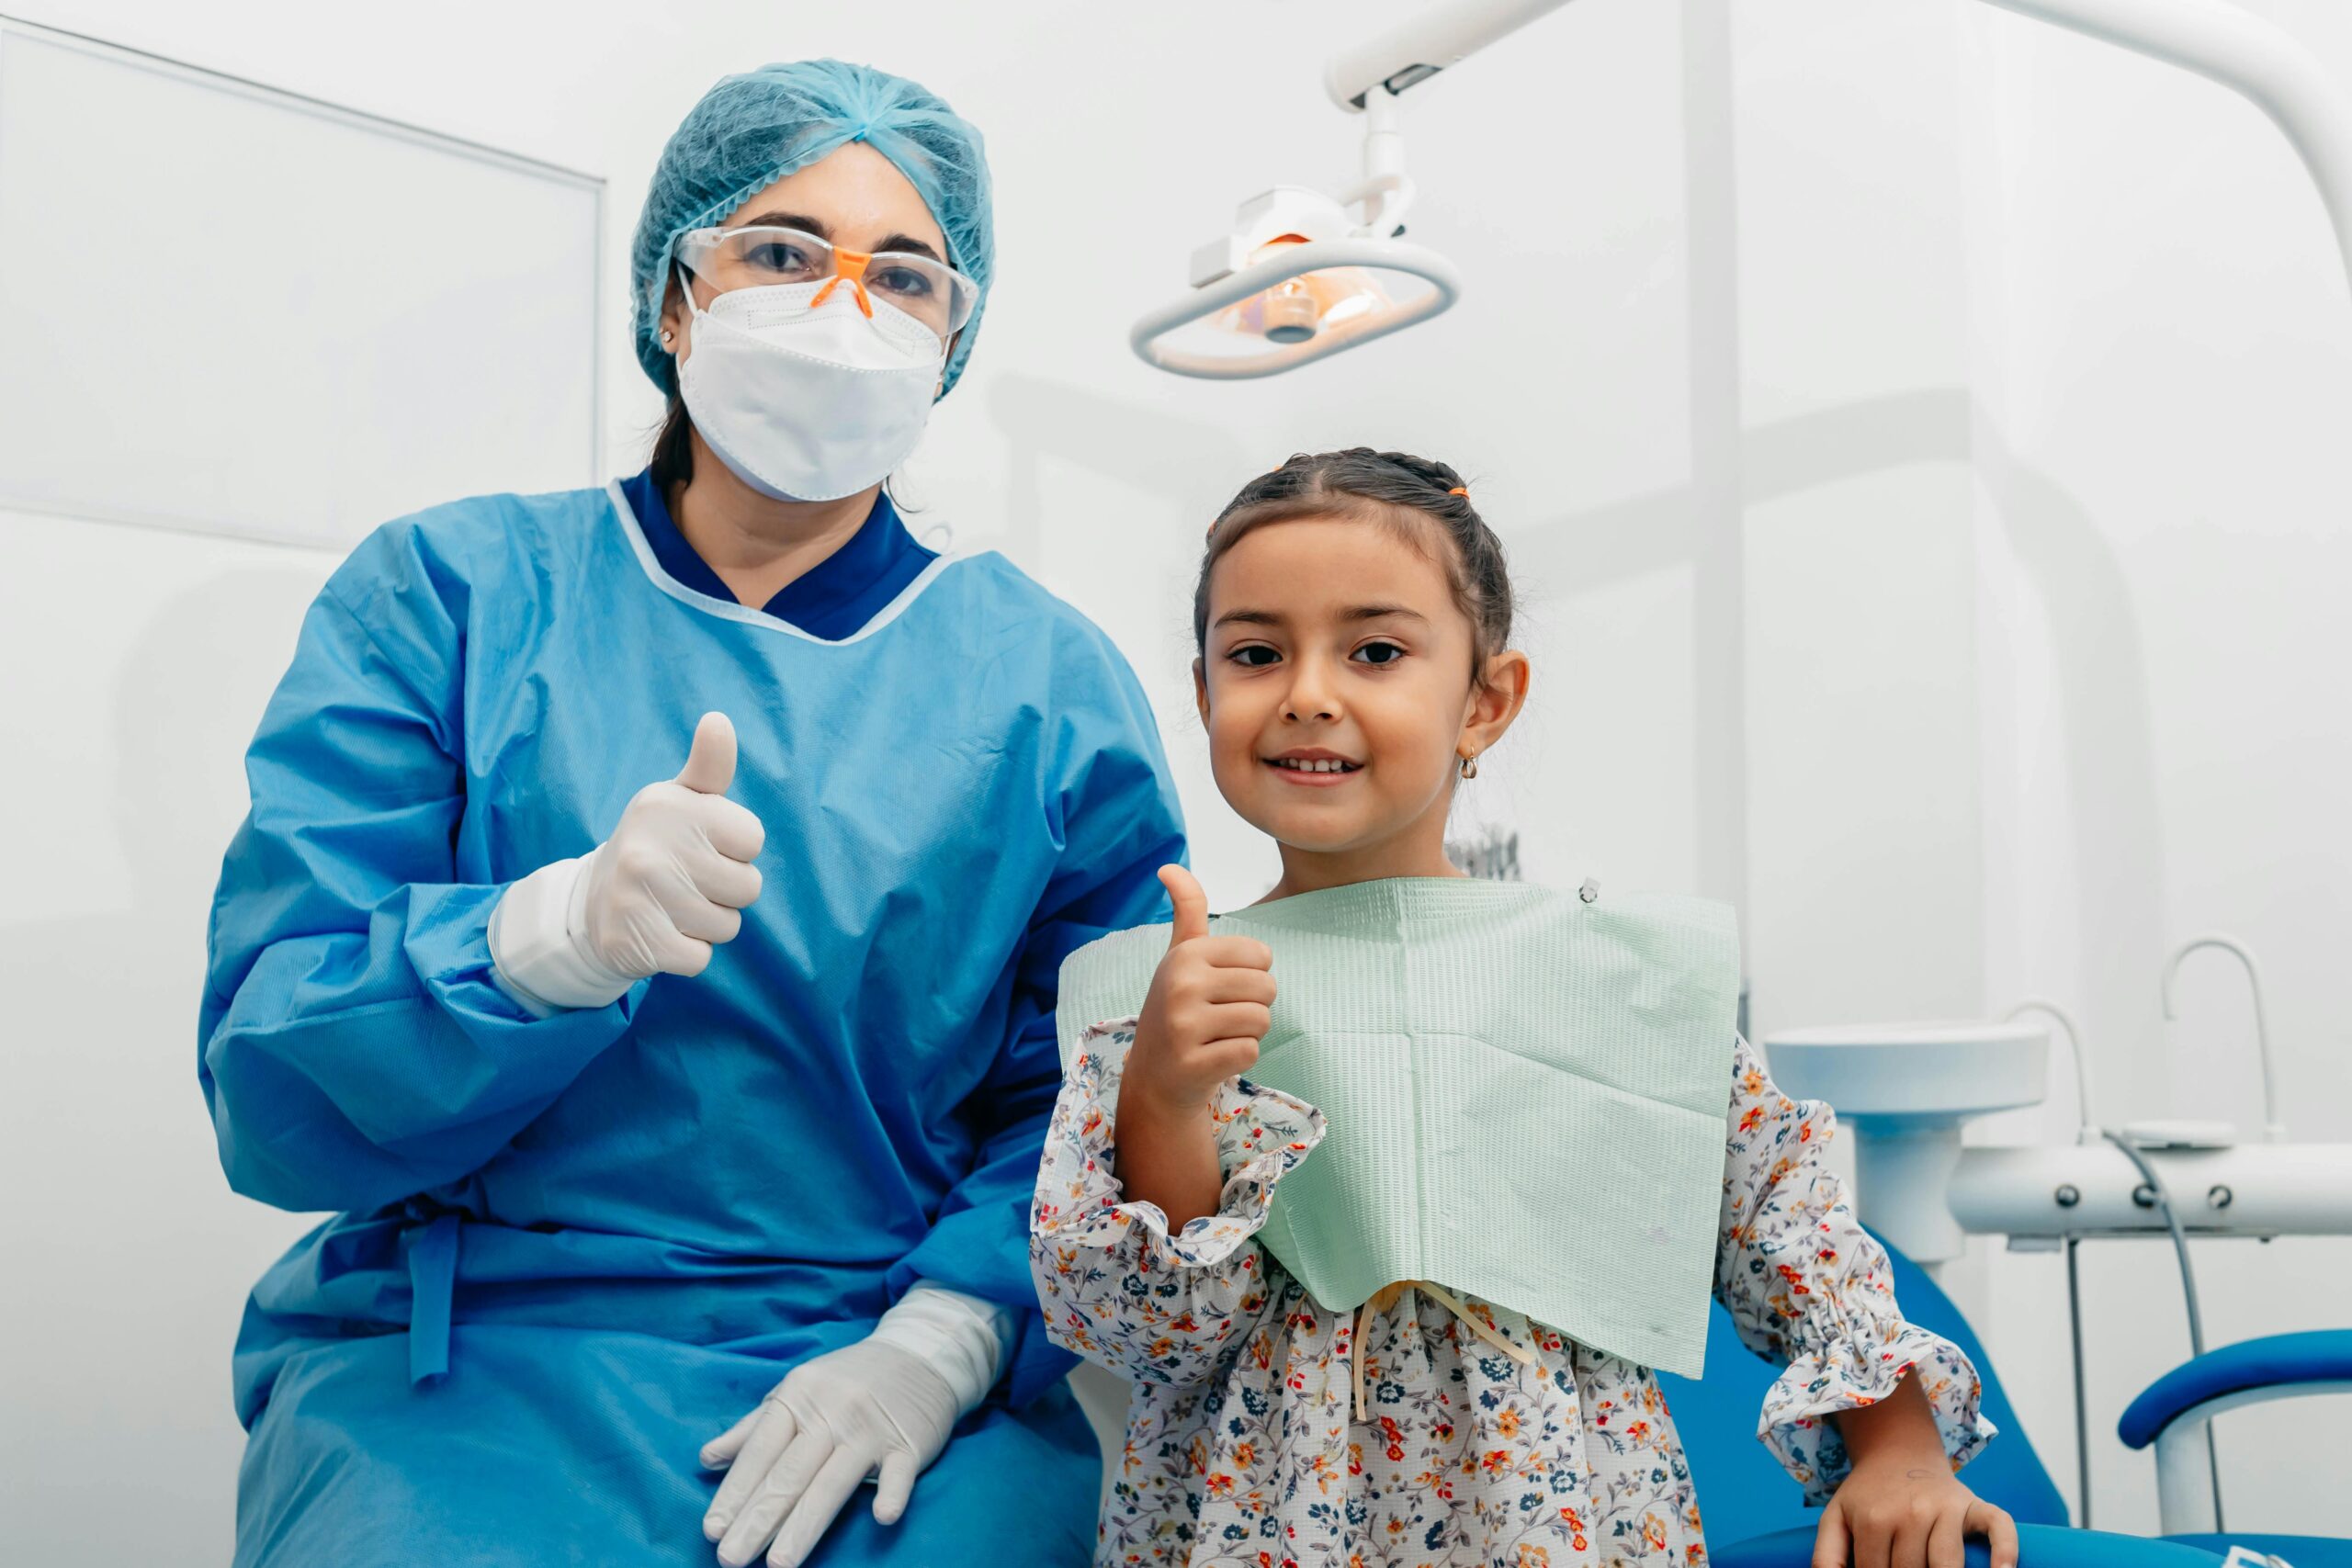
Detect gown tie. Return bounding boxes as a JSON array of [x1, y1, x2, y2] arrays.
[[404, 1213, 463, 1383]]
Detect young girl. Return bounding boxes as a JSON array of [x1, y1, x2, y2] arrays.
[[1029, 449, 2013, 1568]]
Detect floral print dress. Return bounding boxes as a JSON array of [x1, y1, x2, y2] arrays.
[[1029, 1022, 1994, 1568]]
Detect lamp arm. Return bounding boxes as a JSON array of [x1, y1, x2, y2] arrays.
[[1324, 0, 2352, 288], [1338, 88, 1417, 237], [1978, 0, 2352, 299]]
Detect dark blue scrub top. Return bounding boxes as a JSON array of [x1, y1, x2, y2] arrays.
[[620, 468, 938, 640]]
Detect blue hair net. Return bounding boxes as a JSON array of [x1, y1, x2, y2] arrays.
[[630, 59, 993, 398]]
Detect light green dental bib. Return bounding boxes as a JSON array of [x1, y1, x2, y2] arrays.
[[1056, 876, 1740, 1378]]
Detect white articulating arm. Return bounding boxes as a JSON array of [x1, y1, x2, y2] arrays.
[[1321, 0, 2352, 290], [1980, 0, 2352, 298]]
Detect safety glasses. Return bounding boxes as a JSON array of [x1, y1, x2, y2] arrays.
[[675, 224, 979, 343]]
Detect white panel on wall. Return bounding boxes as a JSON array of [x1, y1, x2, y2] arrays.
[[0, 19, 601, 548]]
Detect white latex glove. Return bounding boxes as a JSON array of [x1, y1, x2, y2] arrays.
[[489, 712, 765, 1013], [701, 1285, 1012, 1568], [702, 1340, 956, 1568]]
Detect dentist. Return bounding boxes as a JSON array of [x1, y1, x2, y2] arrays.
[[202, 59, 1182, 1568]]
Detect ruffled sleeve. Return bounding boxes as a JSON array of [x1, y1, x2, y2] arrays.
[[1713, 1034, 1996, 1502], [1028, 1016, 1324, 1386]]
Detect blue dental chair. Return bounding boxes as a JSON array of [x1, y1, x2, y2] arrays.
[[2119, 1330, 2352, 1563], [1659, 1238, 2352, 1566]]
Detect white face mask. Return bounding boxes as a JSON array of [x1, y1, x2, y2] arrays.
[[674, 277, 944, 503]]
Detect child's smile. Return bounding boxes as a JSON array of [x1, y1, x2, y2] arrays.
[[1261, 746, 1364, 784]]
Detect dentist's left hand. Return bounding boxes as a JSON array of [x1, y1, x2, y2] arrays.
[[701, 1283, 1011, 1566], [700, 1337, 958, 1568]]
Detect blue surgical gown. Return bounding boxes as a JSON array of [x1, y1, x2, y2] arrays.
[[199, 478, 1185, 1566]]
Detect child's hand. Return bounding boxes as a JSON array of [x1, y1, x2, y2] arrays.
[[1125, 865, 1276, 1120], [1814, 1455, 2017, 1568]]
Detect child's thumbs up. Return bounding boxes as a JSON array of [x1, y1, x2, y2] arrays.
[[1127, 863, 1276, 1118], [1159, 863, 1210, 948]]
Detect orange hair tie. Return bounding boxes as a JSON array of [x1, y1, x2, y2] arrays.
[[1448, 487, 1468, 497]]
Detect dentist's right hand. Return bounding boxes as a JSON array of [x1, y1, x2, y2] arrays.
[[489, 712, 767, 1014]]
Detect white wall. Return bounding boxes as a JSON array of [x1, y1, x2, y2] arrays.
[[1734, 0, 1988, 1036], [3, 0, 2346, 1558], [1966, 0, 2352, 1534], [1730, 0, 2352, 1536]]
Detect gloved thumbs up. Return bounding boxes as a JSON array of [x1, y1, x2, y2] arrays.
[[1159, 864, 1210, 947], [484, 708, 763, 1013], [675, 712, 738, 795]]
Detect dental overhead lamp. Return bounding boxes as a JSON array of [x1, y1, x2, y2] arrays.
[[1134, 0, 2352, 379], [1128, 0, 1571, 379]]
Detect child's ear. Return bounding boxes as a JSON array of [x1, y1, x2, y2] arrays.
[[1461, 649, 1532, 759], [1193, 656, 1210, 726]]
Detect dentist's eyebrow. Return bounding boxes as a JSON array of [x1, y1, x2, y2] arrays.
[[725, 212, 944, 262], [730, 210, 831, 236], [873, 233, 944, 261]]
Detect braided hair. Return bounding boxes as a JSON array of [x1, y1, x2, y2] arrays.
[[1193, 448, 1516, 681]]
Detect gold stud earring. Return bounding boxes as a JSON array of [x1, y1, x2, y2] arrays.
[[1458, 752, 1479, 780]]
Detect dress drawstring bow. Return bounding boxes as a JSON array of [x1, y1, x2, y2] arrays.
[[1350, 1280, 1539, 1421]]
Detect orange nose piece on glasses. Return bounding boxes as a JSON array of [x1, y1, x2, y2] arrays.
[[808, 250, 876, 318]]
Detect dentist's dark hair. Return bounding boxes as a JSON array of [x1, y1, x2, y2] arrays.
[[1193, 447, 1515, 681], [650, 398, 696, 489]]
